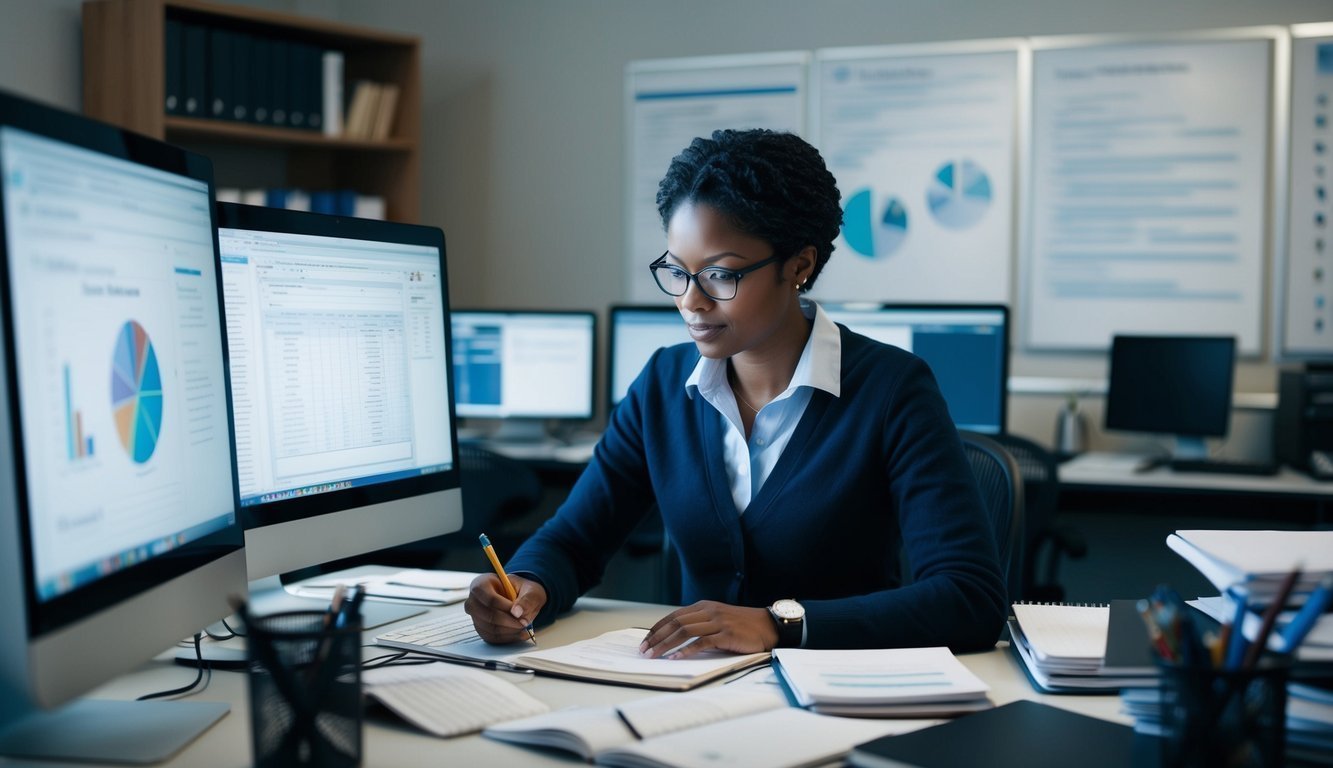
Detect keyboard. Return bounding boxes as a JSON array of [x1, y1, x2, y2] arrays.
[[362, 663, 548, 737], [376, 612, 479, 654], [1167, 458, 1280, 476]]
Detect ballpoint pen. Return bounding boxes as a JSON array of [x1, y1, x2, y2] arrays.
[[479, 533, 537, 644], [1242, 564, 1303, 671], [1280, 573, 1333, 654]]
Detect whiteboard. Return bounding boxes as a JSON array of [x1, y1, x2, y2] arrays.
[[811, 40, 1021, 303], [1025, 33, 1275, 352], [1282, 23, 1333, 358], [624, 53, 809, 303]]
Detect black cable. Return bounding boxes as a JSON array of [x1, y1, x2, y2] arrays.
[[222, 616, 247, 638], [138, 633, 212, 701]]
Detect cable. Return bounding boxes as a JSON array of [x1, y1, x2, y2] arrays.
[[222, 616, 247, 638], [137, 633, 212, 701]]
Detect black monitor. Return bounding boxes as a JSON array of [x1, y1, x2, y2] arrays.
[[608, 305, 691, 410], [1104, 335, 1236, 459], [825, 303, 1010, 434], [216, 203, 462, 626], [451, 309, 596, 440], [0, 90, 247, 762]]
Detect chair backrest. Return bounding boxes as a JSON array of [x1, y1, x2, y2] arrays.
[[989, 432, 1059, 598], [959, 431, 1025, 604], [458, 444, 544, 541]]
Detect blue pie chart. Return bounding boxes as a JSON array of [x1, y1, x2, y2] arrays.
[[927, 159, 991, 230], [842, 188, 909, 260]]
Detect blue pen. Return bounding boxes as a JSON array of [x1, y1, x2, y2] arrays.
[[1281, 574, 1333, 654], [1223, 589, 1249, 669]]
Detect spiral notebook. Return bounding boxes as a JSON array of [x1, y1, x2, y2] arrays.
[[1008, 600, 1159, 693]]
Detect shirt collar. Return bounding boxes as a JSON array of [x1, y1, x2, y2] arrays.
[[685, 298, 842, 400]]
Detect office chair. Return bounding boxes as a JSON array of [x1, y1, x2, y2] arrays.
[[959, 432, 1025, 604], [990, 432, 1087, 602]]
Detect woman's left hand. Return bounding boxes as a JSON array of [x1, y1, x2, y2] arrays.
[[638, 600, 779, 659]]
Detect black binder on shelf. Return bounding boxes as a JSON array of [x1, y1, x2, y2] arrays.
[[231, 31, 250, 123], [163, 19, 183, 115], [250, 35, 270, 125], [208, 28, 232, 121], [182, 22, 208, 117], [269, 39, 289, 127]]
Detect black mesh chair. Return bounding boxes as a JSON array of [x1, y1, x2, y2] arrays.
[[990, 432, 1086, 602], [959, 432, 1025, 603]]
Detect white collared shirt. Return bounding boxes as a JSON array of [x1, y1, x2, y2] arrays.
[[685, 299, 842, 514]]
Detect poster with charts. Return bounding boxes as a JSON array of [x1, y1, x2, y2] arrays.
[[1283, 25, 1333, 358], [625, 53, 808, 303], [812, 43, 1019, 304], [1027, 35, 1273, 352]]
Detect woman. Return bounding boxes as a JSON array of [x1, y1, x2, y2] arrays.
[[465, 128, 1005, 656]]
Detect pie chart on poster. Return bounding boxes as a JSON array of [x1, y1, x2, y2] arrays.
[[842, 188, 909, 259], [927, 159, 991, 230], [111, 319, 163, 464]]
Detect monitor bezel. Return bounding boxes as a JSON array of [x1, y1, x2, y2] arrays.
[[0, 90, 244, 640], [1104, 334, 1237, 439], [451, 307, 599, 421], [607, 303, 684, 413], [215, 202, 462, 536], [827, 302, 1011, 435]]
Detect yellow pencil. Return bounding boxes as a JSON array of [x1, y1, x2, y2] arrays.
[[479, 533, 536, 643]]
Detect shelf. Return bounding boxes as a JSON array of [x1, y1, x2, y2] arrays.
[[164, 115, 414, 152]]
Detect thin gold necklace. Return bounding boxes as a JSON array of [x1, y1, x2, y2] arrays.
[[728, 368, 764, 414]]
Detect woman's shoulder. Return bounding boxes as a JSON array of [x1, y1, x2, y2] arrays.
[[838, 325, 928, 375]]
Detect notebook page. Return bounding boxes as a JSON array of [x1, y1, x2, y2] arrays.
[[616, 685, 788, 740], [1011, 603, 1109, 661]]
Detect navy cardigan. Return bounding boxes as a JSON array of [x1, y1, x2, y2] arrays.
[[506, 327, 1006, 652]]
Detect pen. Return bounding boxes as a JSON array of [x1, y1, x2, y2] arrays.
[[479, 533, 537, 644], [1242, 563, 1303, 671], [336, 584, 365, 629], [1223, 590, 1248, 670], [1280, 573, 1333, 654]]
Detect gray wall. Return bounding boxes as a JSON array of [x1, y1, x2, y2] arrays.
[[4, 0, 1329, 451]]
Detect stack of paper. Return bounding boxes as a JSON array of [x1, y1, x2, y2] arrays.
[[1188, 595, 1333, 663], [1288, 683, 1333, 761], [1166, 530, 1333, 602], [1008, 601, 1159, 693], [772, 647, 992, 717]]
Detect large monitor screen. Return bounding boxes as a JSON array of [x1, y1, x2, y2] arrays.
[[609, 305, 690, 409], [824, 303, 1009, 434], [216, 204, 461, 621], [452, 310, 596, 420], [1105, 335, 1236, 442]]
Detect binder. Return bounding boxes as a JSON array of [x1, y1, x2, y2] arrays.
[[287, 42, 305, 129], [230, 32, 250, 122], [250, 36, 270, 125], [163, 19, 183, 115], [270, 39, 289, 127], [182, 23, 208, 117], [208, 28, 231, 121]]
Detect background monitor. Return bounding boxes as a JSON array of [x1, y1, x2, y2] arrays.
[[608, 304, 690, 410], [216, 203, 462, 624], [1104, 335, 1236, 458], [825, 303, 1010, 434], [0, 91, 246, 761], [452, 309, 596, 436]]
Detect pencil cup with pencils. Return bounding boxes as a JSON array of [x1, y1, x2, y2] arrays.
[[246, 609, 363, 768], [1157, 657, 1289, 768]]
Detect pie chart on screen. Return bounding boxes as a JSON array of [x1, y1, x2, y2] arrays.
[[927, 159, 991, 230], [111, 319, 163, 464], [842, 188, 908, 259]]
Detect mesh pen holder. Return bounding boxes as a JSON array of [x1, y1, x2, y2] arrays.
[[247, 610, 362, 768], [1157, 657, 1288, 768]]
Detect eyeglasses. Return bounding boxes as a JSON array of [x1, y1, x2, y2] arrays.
[[649, 251, 783, 301]]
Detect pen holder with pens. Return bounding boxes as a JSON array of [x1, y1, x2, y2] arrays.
[[247, 610, 363, 768], [1156, 657, 1289, 768]]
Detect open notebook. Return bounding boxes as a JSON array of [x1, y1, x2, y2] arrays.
[[1008, 600, 1158, 693]]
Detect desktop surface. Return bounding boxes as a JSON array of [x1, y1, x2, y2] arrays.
[[1059, 452, 1329, 497], [77, 570, 1126, 768]]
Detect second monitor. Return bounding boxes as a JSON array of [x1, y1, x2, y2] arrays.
[[452, 310, 596, 441]]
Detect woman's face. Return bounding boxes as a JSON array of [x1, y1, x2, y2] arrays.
[[664, 202, 810, 360]]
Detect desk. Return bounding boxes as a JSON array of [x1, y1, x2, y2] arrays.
[[1059, 452, 1332, 500], [64, 595, 1123, 767]]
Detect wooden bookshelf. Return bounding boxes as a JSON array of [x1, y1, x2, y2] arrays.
[[82, 0, 421, 222]]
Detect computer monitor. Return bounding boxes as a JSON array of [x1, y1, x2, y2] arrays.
[[608, 305, 690, 410], [1104, 335, 1236, 459], [0, 91, 246, 762], [824, 303, 1010, 434], [216, 203, 462, 626], [452, 309, 596, 440]]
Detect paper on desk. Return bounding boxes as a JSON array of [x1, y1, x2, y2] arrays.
[[298, 569, 477, 605], [517, 628, 759, 680], [385, 569, 478, 590]]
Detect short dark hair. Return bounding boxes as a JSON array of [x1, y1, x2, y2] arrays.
[[656, 129, 842, 292]]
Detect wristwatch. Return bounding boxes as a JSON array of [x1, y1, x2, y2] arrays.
[[768, 598, 805, 648]]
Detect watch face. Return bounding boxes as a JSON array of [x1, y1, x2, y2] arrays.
[[772, 599, 804, 621]]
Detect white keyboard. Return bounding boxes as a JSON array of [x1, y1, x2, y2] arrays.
[[376, 612, 479, 654], [362, 663, 548, 737]]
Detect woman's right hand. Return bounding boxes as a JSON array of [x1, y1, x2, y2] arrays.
[[464, 572, 547, 644]]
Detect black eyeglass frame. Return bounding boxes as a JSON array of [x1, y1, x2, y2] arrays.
[[648, 251, 784, 301]]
